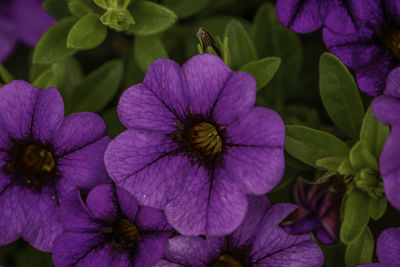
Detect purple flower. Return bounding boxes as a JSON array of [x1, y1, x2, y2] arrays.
[[359, 227, 400, 267], [104, 54, 285, 236], [0, 0, 55, 61], [276, 0, 363, 34], [372, 67, 400, 210], [156, 196, 324, 267], [0, 80, 110, 251], [279, 174, 345, 244], [323, 0, 400, 96], [52, 184, 173, 267]]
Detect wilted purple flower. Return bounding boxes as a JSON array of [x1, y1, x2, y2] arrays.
[[279, 173, 345, 244], [0, 0, 55, 61], [324, 0, 400, 96], [52, 184, 173, 267], [359, 227, 400, 267], [156, 196, 324, 267], [276, 0, 363, 34], [105, 54, 285, 236], [0, 80, 110, 251], [372, 67, 400, 210]]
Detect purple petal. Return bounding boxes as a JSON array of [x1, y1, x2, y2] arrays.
[[251, 203, 324, 266], [22, 186, 64, 251], [56, 135, 111, 191], [372, 96, 400, 125], [355, 59, 392, 97], [52, 232, 108, 267], [224, 107, 285, 194], [105, 129, 185, 209], [118, 58, 188, 131], [136, 206, 172, 233], [229, 196, 271, 248], [0, 185, 25, 246], [324, 0, 364, 34], [32, 87, 64, 144], [0, 80, 39, 140], [164, 167, 248, 235], [279, 208, 318, 235], [276, 0, 323, 34], [53, 112, 108, 155], [314, 227, 335, 244], [159, 236, 215, 267], [377, 125, 400, 210], [383, 67, 400, 98], [59, 188, 100, 232], [183, 54, 256, 125], [134, 231, 171, 267], [86, 184, 118, 221], [0, 29, 17, 62], [376, 228, 400, 265], [116, 186, 139, 222], [13, 0, 56, 46]]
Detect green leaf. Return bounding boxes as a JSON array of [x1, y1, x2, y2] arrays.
[[93, 0, 107, 9], [349, 141, 378, 172], [33, 17, 78, 64], [0, 64, 14, 83], [340, 189, 370, 244], [133, 35, 168, 72], [251, 3, 302, 101], [224, 19, 257, 69], [32, 68, 58, 89], [101, 107, 126, 138], [360, 106, 390, 159], [285, 125, 349, 167], [164, 0, 212, 19], [68, 0, 93, 17], [337, 159, 357, 176], [128, 1, 177, 35], [344, 226, 374, 267], [67, 14, 107, 50], [316, 156, 347, 170], [67, 60, 123, 113], [239, 57, 281, 90], [319, 53, 364, 139], [369, 197, 387, 220], [42, 0, 71, 19]]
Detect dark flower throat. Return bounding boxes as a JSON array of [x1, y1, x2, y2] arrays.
[[108, 218, 140, 251], [212, 253, 245, 267], [384, 30, 400, 60]]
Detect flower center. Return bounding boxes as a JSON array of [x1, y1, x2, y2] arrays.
[[188, 122, 222, 159], [212, 253, 244, 267], [384, 30, 400, 60], [110, 218, 140, 251]]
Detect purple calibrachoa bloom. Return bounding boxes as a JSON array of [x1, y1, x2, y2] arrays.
[[276, 0, 363, 34], [52, 184, 173, 267], [372, 67, 400, 210], [156, 196, 324, 267], [279, 173, 345, 244], [359, 227, 400, 267], [324, 0, 400, 96], [0, 80, 110, 251], [105, 54, 285, 236], [0, 0, 55, 61]]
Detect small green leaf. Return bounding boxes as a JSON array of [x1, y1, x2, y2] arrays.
[[349, 141, 378, 172], [239, 57, 281, 90], [33, 17, 78, 64], [337, 159, 357, 176], [68, 0, 93, 17], [224, 19, 258, 69], [360, 106, 390, 159], [42, 0, 71, 19], [344, 226, 374, 267], [319, 53, 364, 139], [67, 60, 123, 113], [164, 0, 212, 19], [285, 125, 349, 167], [340, 189, 370, 244], [128, 1, 177, 35], [32, 68, 58, 89], [93, 0, 107, 9], [369, 197, 387, 220], [67, 14, 107, 50], [316, 156, 347, 170], [0, 64, 14, 83], [133, 35, 168, 72]]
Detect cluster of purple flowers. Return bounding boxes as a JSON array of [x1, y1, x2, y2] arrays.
[[0, 54, 324, 266]]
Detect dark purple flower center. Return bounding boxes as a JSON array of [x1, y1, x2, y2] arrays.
[[107, 218, 140, 251], [212, 252, 246, 267], [3, 143, 57, 188], [384, 30, 400, 60]]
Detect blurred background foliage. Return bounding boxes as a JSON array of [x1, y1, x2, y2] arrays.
[[1, 0, 396, 266]]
